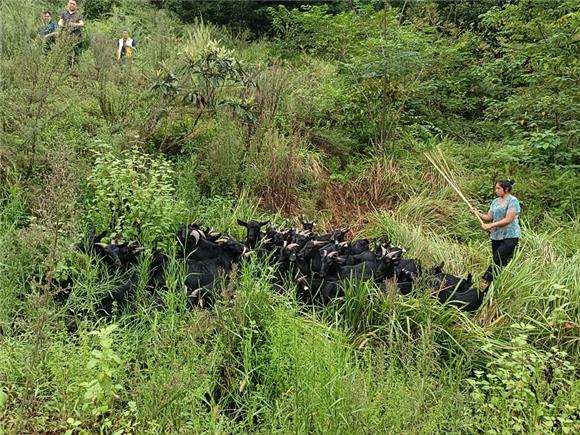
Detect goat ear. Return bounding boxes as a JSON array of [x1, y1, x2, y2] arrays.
[[237, 219, 247, 227], [95, 230, 108, 243], [466, 273, 473, 283], [259, 220, 269, 227]]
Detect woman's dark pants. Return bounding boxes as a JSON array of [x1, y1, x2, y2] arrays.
[[482, 238, 519, 283]]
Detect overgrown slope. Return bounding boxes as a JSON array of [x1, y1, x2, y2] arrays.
[[0, 1, 578, 433]]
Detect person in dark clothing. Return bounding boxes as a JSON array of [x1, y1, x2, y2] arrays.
[[39, 11, 59, 51], [470, 179, 521, 289], [58, 0, 84, 65]]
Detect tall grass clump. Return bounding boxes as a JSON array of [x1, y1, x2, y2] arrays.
[[0, 178, 28, 330], [364, 211, 486, 274], [244, 128, 327, 215], [395, 190, 479, 242], [185, 117, 247, 195], [487, 239, 580, 356], [201, 257, 472, 433]]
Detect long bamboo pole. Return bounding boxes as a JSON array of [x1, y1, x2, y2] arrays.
[[424, 151, 485, 226]]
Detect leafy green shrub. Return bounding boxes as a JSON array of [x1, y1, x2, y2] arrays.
[[83, 0, 119, 20], [79, 324, 127, 425], [85, 143, 187, 246], [479, 0, 580, 167], [467, 324, 579, 434]]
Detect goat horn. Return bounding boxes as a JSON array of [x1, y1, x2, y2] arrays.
[[189, 230, 201, 245], [328, 251, 338, 258], [287, 243, 299, 250], [216, 238, 228, 244]]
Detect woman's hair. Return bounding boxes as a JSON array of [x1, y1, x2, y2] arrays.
[[496, 179, 515, 193]]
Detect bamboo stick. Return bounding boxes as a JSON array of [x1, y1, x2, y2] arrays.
[[424, 151, 485, 226]]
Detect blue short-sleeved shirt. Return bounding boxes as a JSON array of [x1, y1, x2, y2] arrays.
[[40, 21, 58, 37], [488, 195, 521, 240]]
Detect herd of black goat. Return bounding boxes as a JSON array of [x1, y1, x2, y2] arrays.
[[57, 219, 486, 329]]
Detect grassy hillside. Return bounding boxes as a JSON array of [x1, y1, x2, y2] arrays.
[[0, 0, 578, 433]]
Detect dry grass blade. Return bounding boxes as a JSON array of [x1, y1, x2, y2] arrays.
[[424, 149, 484, 226]]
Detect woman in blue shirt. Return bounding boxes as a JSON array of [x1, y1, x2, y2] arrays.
[[470, 179, 521, 288]]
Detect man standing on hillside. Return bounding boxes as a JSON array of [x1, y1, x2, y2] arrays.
[[58, 0, 84, 65], [39, 11, 59, 52]]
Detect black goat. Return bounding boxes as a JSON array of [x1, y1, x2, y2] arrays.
[[392, 258, 421, 294], [427, 264, 473, 304], [237, 219, 269, 248]]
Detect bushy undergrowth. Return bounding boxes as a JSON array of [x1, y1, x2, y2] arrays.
[[1, 1, 578, 433], [85, 143, 188, 247]]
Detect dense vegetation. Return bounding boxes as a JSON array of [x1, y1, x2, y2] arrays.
[[0, 0, 578, 433]]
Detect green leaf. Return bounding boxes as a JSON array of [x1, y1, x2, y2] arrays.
[[0, 390, 7, 409]]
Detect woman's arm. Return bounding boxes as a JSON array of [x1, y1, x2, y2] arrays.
[[470, 208, 493, 222], [482, 209, 517, 231]]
